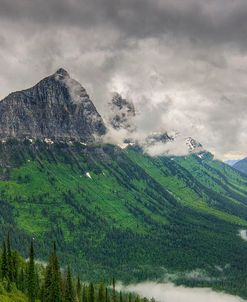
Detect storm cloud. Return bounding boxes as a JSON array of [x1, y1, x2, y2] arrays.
[[1, 0, 247, 158]]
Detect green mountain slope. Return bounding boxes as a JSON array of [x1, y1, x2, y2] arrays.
[[1, 140, 247, 297]]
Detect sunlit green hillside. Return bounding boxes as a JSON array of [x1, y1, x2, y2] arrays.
[[1, 140, 247, 297]]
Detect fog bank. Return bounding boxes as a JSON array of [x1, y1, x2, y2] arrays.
[[117, 282, 245, 302]]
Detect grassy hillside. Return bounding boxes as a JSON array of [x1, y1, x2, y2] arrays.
[[1, 140, 247, 297]]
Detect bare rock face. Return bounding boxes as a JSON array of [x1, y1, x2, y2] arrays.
[[185, 137, 204, 153], [145, 132, 173, 146], [108, 92, 136, 132], [0, 68, 106, 143]]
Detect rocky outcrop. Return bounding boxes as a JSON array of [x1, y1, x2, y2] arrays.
[[0, 68, 106, 143], [108, 92, 136, 132], [145, 132, 173, 146], [185, 137, 204, 153]]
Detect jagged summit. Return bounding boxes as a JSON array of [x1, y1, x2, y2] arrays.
[[0, 69, 106, 143], [54, 68, 70, 78], [186, 137, 204, 153], [108, 92, 136, 132]]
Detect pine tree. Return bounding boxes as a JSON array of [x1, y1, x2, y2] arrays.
[[97, 283, 105, 302], [27, 240, 36, 302], [6, 233, 13, 282], [35, 270, 40, 298], [51, 243, 62, 302], [120, 291, 123, 302], [76, 276, 82, 302], [43, 254, 53, 301], [1, 241, 7, 280], [88, 282, 94, 302], [12, 250, 18, 283], [82, 285, 88, 302], [105, 287, 109, 302], [40, 284, 45, 302], [64, 266, 75, 302], [43, 242, 62, 302], [112, 278, 116, 302], [18, 268, 25, 292]]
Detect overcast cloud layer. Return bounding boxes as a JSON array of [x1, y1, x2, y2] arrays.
[[1, 0, 247, 159]]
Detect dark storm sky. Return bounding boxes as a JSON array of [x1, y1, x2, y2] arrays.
[[1, 0, 247, 158]]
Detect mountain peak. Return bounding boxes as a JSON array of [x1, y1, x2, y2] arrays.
[[54, 68, 70, 79], [0, 69, 106, 143]]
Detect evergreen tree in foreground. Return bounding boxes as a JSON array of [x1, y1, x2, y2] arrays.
[[88, 282, 94, 302], [28, 240, 36, 302], [105, 287, 108, 302], [112, 278, 116, 302], [82, 285, 88, 302], [98, 283, 105, 302], [120, 291, 123, 302], [6, 233, 13, 282], [1, 241, 7, 280], [65, 266, 75, 302], [43, 242, 62, 302], [76, 276, 82, 302], [0, 235, 155, 302]]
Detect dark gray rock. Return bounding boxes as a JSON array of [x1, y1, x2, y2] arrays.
[[108, 92, 136, 131], [0, 68, 106, 143], [145, 132, 173, 146]]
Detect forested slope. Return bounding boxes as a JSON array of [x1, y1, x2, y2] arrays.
[[1, 140, 247, 297], [0, 235, 149, 302]]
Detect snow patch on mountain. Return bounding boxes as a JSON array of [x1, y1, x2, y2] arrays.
[[86, 172, 92, 179], [239, 230, 247, 241]]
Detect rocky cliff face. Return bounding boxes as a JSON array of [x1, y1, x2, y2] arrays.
[[0, 68, 106, 143], [185, 137, 204, 153], [108, 92, 136, 132]]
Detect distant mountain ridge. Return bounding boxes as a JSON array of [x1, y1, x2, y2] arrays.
[[233, 157, 247, 174], [225, 159, 240, 166], [107, 93, 205, 156], [0, 68, 106, 143]]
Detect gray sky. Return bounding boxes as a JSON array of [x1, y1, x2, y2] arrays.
[[1, 0, 247, 159]]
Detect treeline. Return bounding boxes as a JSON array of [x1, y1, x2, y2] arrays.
[[0, 236, 154, 302]]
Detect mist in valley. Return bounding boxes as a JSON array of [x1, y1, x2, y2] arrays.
[[117, 282, 245, 302]]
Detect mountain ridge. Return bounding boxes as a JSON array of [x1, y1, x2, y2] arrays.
[[0, 68, 106, 143], [233, 157, 247, 175]]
